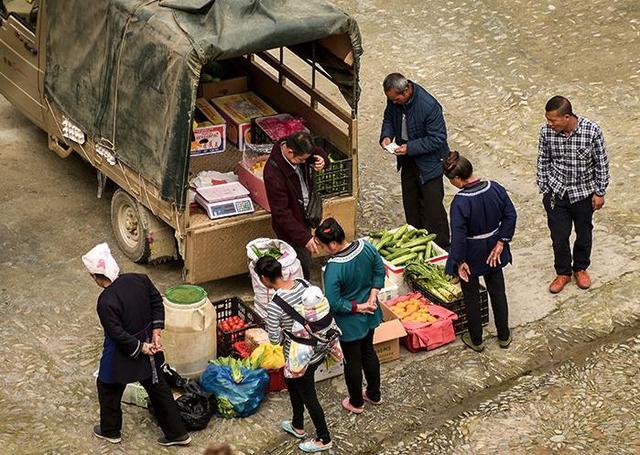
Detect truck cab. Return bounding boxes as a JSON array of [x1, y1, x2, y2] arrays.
[[0, 0, 44, 128]]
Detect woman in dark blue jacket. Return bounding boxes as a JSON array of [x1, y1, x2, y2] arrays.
[[443, 152, 517, 352]]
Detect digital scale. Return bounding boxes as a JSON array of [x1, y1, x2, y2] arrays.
[[195, 182, 255, 219]]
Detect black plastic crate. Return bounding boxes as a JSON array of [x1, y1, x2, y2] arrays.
[[313, 138, 353, 197], [411, 282, 489, 335], [211, 297, 264, 357]]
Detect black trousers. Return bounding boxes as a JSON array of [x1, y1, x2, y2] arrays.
[[339, 329, 381, 408], [543, 193, 594, 276], [96, 375, 186, 440], [283, 361, 330, 444], [401, 159, 450, 247], [460, 269, 510, 345], [293, 245, 312, 280]]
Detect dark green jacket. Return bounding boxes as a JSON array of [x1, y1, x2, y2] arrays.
[[323, 239, 385, 342]]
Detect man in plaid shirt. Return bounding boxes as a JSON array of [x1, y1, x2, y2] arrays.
[[537, 96, 609, 294]]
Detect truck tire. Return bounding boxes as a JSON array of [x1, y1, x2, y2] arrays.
[[110, 189, 151, 263]]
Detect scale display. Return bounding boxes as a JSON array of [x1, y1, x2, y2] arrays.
[[195, 194, 255, 220]]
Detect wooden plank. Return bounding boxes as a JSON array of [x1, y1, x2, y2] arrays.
[[319, 34, 354, 67], [239, 58, 350, 154], [255, 51, 351, 123]]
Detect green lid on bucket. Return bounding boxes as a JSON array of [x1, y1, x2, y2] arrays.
[[165, 285, 207, 305]]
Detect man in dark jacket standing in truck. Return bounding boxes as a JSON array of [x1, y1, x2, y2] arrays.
[[380, 73, 450, 247], [82, 243, 190, 447], [263, 131, 326, 278]]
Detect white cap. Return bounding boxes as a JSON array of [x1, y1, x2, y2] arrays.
[[81, 243, 120, 282]]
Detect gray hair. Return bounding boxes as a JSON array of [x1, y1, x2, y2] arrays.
[[383, 73, 409, 93]]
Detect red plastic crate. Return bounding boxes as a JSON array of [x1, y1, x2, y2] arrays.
[[212, 297, 264, 357], [233, 340, 287, 393], [267, 368, 287, 393]]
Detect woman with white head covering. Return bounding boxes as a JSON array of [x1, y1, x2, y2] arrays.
[[82, 243, 190, 447]]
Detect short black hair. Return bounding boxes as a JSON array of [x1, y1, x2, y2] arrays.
[[545, 96, 573, 116], [93, 273, 110, 281], [283, 131, 314, 157], [444, 151, 473, 180], [314, 218, 345, 245], [254, 256, 282, 282]]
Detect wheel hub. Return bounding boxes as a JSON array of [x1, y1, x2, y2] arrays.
[[118, 204, 141, 248]]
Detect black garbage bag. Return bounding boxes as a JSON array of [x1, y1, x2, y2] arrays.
[[160, 363, 189, 389], [148, 377, 216, 431], [175, 383, 216, 431]]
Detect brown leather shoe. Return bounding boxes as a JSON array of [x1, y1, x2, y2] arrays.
[[574, 270, 591, 289], [549, 275, 571, 294]]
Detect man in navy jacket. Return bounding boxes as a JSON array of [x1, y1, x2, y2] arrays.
[[380, 73, 450, 247]]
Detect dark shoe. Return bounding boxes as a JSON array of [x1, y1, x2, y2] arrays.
[[158, 434, 191, 446], [498, 334, 512, 349], [93, 425, 121, 444], [549, 275, 571, 294], [574, 270, 591, 289], [461, 332, 484, 352]]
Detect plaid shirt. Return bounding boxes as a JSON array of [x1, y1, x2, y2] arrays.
[[537, 116, 609, 203]]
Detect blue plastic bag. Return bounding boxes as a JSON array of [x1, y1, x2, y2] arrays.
[[200, 365, 269, 418]]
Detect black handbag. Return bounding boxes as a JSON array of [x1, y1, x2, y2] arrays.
[[303, 169, 323, 228]]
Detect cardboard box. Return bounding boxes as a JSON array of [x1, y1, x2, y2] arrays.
[[373, 287, 408, 364], [212, 92, 277, 151], [236, 160, 270, 211], [199, 76, 248, 99], [191, 98, 226, 156], [315, 359, 344, 382]]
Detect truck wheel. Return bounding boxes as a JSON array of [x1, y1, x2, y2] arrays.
[[111, 189, 151, 263]]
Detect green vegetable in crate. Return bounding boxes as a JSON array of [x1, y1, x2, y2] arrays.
[[392, 224, 409, 240], [403, 261, 463, 303], [369, 227, 443, 260], [390, 252, 418, 266]]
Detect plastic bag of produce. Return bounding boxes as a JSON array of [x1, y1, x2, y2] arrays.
[[246, 238, 303, 318], [250, 343, 285, 370], [200, 364, 269, 418]]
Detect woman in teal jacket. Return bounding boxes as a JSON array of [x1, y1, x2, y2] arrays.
[[315, 218, 385, 414]]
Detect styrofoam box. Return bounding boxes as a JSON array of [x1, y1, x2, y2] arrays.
[[366, 226, 448, 288]]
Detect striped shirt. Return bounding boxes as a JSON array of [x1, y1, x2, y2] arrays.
[[266, 279, 324, 364]]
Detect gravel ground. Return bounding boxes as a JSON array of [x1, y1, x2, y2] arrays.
[[381, 332, 640, 454], [1, 0, 639, 454]]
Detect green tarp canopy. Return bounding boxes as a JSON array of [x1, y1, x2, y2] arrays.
[[44, 0, 362, 208]]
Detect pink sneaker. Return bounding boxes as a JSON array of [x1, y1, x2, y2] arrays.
[[362, 389, 383, 405], [341, 397, 364, 414]]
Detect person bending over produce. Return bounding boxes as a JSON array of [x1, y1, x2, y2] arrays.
[[82, 243, 190, 447], [315, 218, 385, 414], [255, 256, 335, 453], [263, 131, 327, 279], [443, 152, 517, 352]]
